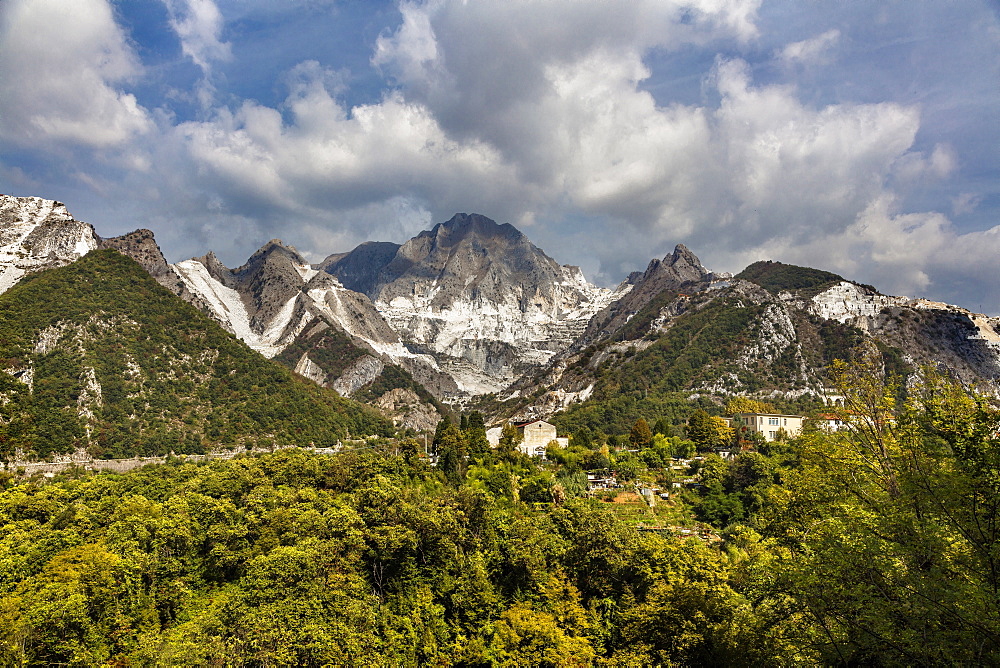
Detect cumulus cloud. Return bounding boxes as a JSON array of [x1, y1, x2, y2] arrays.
[[159, 0, 762, 257], [168, 59, 521, 251], [0, 0, 151, 148], [163, 0, 232, 73], [156, 0, 1000, 310], [14, 0, 992, 312]]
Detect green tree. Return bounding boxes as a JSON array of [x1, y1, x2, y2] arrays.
[[464, 412, 490, 460], [686, 409, 716, 451], [651, 417, 671, 437], [763, 346, 1000, 664], [725, 396, 775, 415], [436, 422, 467, 486], [497, 424, 523, 461]]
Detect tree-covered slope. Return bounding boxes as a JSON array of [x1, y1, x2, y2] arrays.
[[3, 359, 1000, 665], [0, 250, 392, 461], [505, 281, 869, 436], [735, 259, 845, 296]]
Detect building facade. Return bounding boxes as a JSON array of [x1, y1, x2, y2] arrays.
[[737, 413, 803, 442]]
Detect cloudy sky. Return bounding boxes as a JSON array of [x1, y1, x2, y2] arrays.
[[1, 1, 998, 312]]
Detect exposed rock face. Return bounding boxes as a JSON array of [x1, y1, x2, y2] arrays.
[[322, 213, 618, 395], [794, 281, 907, 329], [293, 353, 328, 386], [167, 239, 455, 401], [98, 229, 172, 281], [0, 195, 99, 293], [374, 387, 441, 432], [172, 241, 362, 358], [332, 355, 385, 396], [778, 282, 1000, 387], [577, 244, 716, 345]]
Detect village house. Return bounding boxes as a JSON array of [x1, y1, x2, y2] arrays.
[[737, 413, 803, 442], [486, 419, 569, 458], [815, 413, 850, 432]]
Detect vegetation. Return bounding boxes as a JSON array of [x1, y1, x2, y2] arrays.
[[274, 321, 366, 381], [2, 347, 999, 664], [1, 249, 996, 663], [735, 259, 844, 296], [615, 289, 677, 341], [0, 251, 392, 462]]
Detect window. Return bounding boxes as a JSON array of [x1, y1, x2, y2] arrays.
[[768, 431, 776, 440], [768, 417, 779, 426]]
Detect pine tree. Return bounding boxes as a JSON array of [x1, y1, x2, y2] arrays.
[[629, 418, 653, 449]]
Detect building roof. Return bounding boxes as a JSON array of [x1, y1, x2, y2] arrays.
[[736, 412, 803, 418], [512, 419, 553, 428]]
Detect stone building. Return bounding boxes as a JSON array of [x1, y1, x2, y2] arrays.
[[487, 419, 568, 458]]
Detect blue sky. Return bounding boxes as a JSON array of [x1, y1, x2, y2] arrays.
[[1, 0, 998, 313]]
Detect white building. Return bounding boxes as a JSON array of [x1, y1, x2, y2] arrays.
[[487, 420, 568, 458], [737, 413, 803, 442]]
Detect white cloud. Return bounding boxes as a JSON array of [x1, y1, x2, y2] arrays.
[[952, 192, 981, 216], [163, 0, 232, 73], [778, 29, 840, 65], [37, 0, 987, 313], [171, 61, 520, 233], [163, 0, 974, 302], [0, 0, 151, 148]]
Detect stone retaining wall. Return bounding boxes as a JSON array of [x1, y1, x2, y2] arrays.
[[3, 444, 345, 476]]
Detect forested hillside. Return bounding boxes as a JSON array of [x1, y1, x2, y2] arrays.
[[2, 348, 999, 665], [0, 251, 391, 461], [538, 287, 865, 437]]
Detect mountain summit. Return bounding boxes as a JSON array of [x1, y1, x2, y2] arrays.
[[321, 213, 620, 395]]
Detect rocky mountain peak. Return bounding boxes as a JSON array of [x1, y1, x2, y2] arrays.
[[235, 239, 308, 275], [623, 244, 712, 300], [98, 229, 171, 278], [575, 244, 713, 346], [428, 212, 524, 245], [641, 244, 709, 284], [0, 194, 98, 294], [319, 213, 617, 395]]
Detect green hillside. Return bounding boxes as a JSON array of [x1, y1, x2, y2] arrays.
[[0, 250, 392, 461], [548, 290, 874, 437], [735, 260, 844, 296]]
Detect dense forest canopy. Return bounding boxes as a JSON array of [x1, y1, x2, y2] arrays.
[[0, 251, 391, 461], [2, 345, 1000, 665]]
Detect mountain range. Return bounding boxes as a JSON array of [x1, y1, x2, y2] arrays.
[[2, 193, 999, 456]]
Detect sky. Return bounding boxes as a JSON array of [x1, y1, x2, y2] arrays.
[[1, 0, 999, 313]]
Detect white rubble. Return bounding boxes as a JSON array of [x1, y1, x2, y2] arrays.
[[804, 282, 907, 325]]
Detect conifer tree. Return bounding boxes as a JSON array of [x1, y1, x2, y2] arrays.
[[629, 418, 653, 449]]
